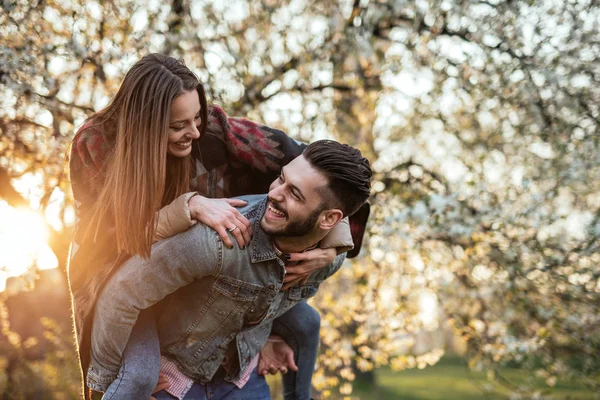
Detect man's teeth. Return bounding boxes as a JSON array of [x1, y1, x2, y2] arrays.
[[268, 204, 285, 217]]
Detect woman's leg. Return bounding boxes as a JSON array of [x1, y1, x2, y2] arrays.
[[88, 308, 161, 400], [271, 301, 321, 400]]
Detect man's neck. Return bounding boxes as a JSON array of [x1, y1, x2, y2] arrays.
[[273, 232, 326, 254]]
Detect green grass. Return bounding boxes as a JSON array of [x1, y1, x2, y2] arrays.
[[351, 357, 597, 400]]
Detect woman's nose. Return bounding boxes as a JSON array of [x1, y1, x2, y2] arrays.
[[189, 123, 201, 139]]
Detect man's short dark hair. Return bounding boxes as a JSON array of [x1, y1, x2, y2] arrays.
[[303, 140, 372, 217]]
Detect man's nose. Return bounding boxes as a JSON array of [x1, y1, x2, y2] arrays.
[[268, 184, 285, 201]]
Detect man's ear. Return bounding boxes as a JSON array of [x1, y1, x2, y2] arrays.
[[319, 209, 344, 230]]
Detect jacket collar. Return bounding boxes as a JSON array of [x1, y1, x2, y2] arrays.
[[248, 197, 279, 264]]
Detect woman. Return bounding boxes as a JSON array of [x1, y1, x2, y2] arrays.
[[69, 54, 362, 400]]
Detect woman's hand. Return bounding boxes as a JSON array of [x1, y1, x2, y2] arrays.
[[258, 335, 298, 376], [188, 195, 252, 248], [281, 247, 337, 290]]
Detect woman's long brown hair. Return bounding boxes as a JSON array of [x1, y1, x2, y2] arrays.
[[79, 54, 208, 259]]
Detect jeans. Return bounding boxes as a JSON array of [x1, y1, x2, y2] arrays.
[[88, 308, 160, 399], [153, 366, 270, 400], [88, 303, 320, 400], [272, 301, 321, 400]]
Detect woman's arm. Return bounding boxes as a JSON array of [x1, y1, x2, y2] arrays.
[[319, 217, 354, 254], [280, 217, 353, 290], [203, 105, 305, 195], [155, 192, 252, 248], [70, 124, 109, 227], [153, 192, 198, 242]]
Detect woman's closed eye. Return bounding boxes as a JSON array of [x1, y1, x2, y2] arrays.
[[171, 113, 202, 131]]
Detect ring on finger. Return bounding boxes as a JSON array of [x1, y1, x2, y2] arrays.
[[228, 226, 239, 232]]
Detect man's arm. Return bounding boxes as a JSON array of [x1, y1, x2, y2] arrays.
[[258, 335, 298, 376], [90, 223, 223, 375]]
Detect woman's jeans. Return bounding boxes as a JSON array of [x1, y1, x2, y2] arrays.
[[88, 301, 320, 400], [88, 308, 161, 399]]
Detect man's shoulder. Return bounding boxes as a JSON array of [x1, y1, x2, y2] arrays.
[[234, 194, 267, 217]]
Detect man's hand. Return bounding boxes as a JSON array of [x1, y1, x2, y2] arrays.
[[149, 373, 170, 400], [258, 335, 298, 375], [282, 248, 336, 290]]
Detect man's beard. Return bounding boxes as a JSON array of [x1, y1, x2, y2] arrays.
[[263, 203, 325, 238]]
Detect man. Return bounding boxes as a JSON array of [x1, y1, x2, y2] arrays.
[[89, 140, 372, 399]]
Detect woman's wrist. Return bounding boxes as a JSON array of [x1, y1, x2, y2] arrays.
[[188, 193, 204, 220]]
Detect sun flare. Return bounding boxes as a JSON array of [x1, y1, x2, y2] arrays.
[[0, 201, 58, 292]]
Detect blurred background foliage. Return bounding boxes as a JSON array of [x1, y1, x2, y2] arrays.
[[1, 0, 599, 398]]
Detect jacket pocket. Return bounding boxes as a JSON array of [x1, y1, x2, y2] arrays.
[[214, 276, 261, 302]]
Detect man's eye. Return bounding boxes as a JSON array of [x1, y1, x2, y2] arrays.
[[291, 190, 300, 200]]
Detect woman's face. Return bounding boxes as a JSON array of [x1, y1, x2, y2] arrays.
[[167, 90, 202, 158]]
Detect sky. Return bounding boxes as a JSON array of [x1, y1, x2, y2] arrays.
[[0, 200, 59, 292]]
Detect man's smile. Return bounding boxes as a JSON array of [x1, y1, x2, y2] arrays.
[[267, 201, 287, 219]]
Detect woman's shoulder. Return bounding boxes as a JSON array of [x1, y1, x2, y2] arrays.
[[207, 104, 224, 115], [71, 118, 113, 177], [74, 118, 105, 146]]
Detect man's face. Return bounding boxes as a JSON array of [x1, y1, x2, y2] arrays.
[[261, 155, 329, 237]]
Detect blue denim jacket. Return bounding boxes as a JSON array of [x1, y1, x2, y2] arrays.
[[89, 195, 345, 386]]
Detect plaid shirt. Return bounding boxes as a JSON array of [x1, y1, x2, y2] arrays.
[[160, 355, 259, 399]]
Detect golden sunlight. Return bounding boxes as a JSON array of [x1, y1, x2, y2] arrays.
[[0, 200, 58, 292]]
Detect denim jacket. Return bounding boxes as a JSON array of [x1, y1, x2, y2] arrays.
[[89, 194, 345, 386]]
